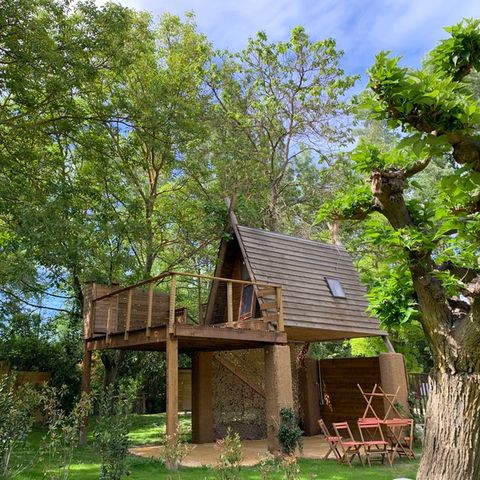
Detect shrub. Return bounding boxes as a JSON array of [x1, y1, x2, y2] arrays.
[[0, 374, 39, 478], [279, 454, 301, 480], [213, 428, 243, 480], [41, 386, 92, 480], [277, 408, 303, 455], [257, 452, 278, 480], [93, 380, 137, 480], [162, 428, 192, 470]]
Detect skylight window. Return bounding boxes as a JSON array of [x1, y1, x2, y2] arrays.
[[325, 277, 346, 298]]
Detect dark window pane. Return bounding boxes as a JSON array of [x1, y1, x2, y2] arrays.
[[325, 277, 346, 298]]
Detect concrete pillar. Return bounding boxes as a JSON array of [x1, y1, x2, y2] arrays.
[[298, 358, 321, 436], [379, 353, 409, 417], [264, 345, 294, 453], [191, 352, 214, 443]]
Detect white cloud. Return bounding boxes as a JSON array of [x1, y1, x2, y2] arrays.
[[93, 0, 479, 75]]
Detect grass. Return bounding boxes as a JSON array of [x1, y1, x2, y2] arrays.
[[10, 413, 419, 479]]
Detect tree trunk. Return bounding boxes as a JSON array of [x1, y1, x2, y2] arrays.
[[417, 372, 480, 480]]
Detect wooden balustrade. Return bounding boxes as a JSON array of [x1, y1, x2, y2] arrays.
[[89, 271, 284, 340]]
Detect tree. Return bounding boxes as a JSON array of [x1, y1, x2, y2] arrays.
[[319, 19, 480, 479], [206, 27, 357, 231]]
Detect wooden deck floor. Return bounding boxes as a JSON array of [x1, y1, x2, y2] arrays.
[[86, 323, 287, 352]]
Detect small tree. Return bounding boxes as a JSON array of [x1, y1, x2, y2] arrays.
[[0, 374, 39, 478], [277, 408, 303, 456], [42, 386, 92, 480], [93, 381, 136, 480]]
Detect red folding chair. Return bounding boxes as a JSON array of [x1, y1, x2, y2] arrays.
[[384, 418, 416, 460], [318, 419, 341, 460], [357, 418, 392, 467], [332, 422, 364, 466]]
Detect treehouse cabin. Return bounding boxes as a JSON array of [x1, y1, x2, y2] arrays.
[[81, 212, 408, 450]]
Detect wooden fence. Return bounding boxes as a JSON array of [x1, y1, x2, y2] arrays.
[[408, 373, 430, 420]]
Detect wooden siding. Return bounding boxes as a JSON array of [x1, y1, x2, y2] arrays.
[[237, 226, 383, 338], [318, 357, 384, 430], [93, 286, 169, 334]]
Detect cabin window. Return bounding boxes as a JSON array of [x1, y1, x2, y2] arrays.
[[325, 277, 346, 298]]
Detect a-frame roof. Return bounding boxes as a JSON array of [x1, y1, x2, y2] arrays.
[[233, 224, 384, 340]]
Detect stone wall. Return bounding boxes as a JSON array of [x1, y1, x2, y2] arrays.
[[212, 349, 267, 439]]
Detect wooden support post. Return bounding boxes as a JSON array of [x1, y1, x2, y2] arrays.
[[106, 297, 113, 344], [79, 343, 92, 445], [146, 283, 154, 338], [227, 281, 233, 327], [197, 275, 203, 325], [166, 333, 178, 441], [124, 289, 132, 341], [169, 275, 177, 334], [275, 286, 284, 332], [382, 335, 396, 353]]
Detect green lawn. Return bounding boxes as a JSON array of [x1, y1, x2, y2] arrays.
[[12, 414, 419, 479]]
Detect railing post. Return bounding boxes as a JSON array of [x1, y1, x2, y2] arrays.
[[275, 286, 284, 332], [197, 275, 202, 325], [124, 289, 132, 340], [146, 282, 154, 338], [227, 281, 233, 327], [169, 275, 177, 334], [106, 296, 113, 344]]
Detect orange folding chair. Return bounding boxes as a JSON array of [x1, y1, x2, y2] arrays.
[[357, 418, 392, 467], [318, 419, 341, 460], [332, 422, 364, 466]]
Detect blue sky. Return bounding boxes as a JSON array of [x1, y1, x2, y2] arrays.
[[97, 0, 480, 83]]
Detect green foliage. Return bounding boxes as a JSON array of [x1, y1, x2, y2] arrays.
[[350, 337, 387, 357], [93, 381, 137, 480], [427, 19, 480, 79], [206, 26, 357, 230], [213, 428, 243, 480], [161, 423, 192, 470], [279, 454, 301, 480], [41, 387, 93, 480], [277, 408, 303, 456], [0, 375, 39, 478], [0, 307, 81, 409]]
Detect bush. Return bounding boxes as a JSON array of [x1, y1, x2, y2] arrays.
[[162, 427, 192, 470], [41, 386, 93, 480], [277, 408, 303, 456], [213, 428, 243, 480], [0, 374, 39, 478], [93, 381, 137, 480]]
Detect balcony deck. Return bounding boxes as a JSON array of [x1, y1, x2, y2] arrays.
[[83, 271, 286, 353], [86, 323, 287, 352]]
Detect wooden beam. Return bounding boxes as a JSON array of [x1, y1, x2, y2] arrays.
[[166, 333, 178, 441], [169, 275, 177, 335], [146, 283, 154, 338], [227, 281, 233, 327], [170, 271, 280, 288], [124, 289, 132, 341], [276, 286, 284, 332], [382, 335, 396, 353]]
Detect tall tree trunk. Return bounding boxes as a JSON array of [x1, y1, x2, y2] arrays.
[[418, 372, 480, 480], [101, 350, 126, 388]]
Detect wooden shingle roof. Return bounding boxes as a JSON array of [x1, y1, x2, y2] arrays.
[[236, 225, 384, 338]]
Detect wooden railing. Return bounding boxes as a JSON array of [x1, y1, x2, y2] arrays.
[[87, 271, 284, 342]]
